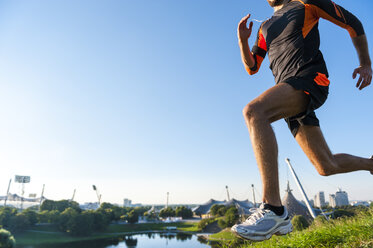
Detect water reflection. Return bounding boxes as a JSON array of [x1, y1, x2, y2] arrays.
[[21, 232, 211, 248], [124, 236, 138, 247]]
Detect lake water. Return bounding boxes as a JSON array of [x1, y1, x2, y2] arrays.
[[20, 232, 215, 248]]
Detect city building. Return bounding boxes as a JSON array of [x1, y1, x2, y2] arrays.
[[329, 194, 337, 207], [123, 198, 132, 207], [335, 188, 349, 206], [330, 188, 349, 207], [314, 191, 326, 208], [350, 201, 370, 207]]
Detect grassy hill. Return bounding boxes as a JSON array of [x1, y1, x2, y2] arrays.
[[208, 207, 373, 248]]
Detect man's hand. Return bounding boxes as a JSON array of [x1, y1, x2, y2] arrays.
[[238, 14, 254, 41], [353, 65, 372, 90]]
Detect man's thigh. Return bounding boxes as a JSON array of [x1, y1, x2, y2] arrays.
[[249, 82, 309, 123]]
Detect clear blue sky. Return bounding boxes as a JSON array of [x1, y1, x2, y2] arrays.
[[0, 0, 372, 205]]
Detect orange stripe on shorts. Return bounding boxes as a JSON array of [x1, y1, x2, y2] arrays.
[[314, 73, 330, 87]]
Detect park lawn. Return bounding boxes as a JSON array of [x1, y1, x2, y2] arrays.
[[208, 208, 373, 248], [14, 231, 98, 246], [14, 221, 200, 246]]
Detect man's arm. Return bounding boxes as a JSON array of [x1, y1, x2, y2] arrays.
[[237, 14, 267, 75], [352, 35, 372, 90], [307, 0, 372, 89], [238, 14, 255, 72]]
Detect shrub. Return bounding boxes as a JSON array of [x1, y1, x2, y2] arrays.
[[311, 215, 328, 227], [218, 218, 227, 229], [198, 218, 216, 230], [331, 209, 355, 219], [291, 215, 310, 231], [225, 207, 239, 227], [0, 229, 16, 248]]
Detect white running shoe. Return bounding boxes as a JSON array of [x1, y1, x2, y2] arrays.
[[231, 204, 293, 241]]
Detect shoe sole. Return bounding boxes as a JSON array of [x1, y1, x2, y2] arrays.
[[232, 221, 293, 241]]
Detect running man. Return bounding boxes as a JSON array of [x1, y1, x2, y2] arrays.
[[231, 0, 372, 241]]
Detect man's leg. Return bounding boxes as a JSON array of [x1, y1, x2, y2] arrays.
[[242, 83, 310, 207], [295, 125, 373, 175]]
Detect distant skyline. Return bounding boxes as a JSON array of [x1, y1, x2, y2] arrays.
[[1, 0, 372, 205]]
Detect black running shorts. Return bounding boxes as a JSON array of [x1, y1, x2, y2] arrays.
[[283, 72, 329, 136]]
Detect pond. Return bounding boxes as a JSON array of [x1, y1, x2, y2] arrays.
[[19, 232, 216, 248]]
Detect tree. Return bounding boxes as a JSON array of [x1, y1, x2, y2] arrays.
[[37, 210, 48, 223], [40, 200, 80, 213], [210, 205, 229, 217], [58, 208, 79, 232], [98, 202, 115, 210], [175, 206, 193, 219], [159, 207, 175, 218], [127, 210, 139, 224], [291, 215, 310, 231], [210, 204, 223, 216], [66, 211, 94, 236], [133, 206, 151, 216], [90, 211, 109, 231], [0, 208, 17, 229], [8, 213, 30, 233], [21, 209, 38, 226], [48, 210, 61, 224], [0, 229, 16, 248]]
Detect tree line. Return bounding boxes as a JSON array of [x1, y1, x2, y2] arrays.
[[0, 200, 195, 237], [0, 200, 149, 236]]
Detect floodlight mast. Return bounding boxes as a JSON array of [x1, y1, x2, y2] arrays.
[[285, 158, 316, 219], [225, 186, 231, 201], [71, 189, 76, 202], [39, 184, 45, 211], [251, 184, 256, 207], [4, 179, 11, 207], [93, 185, 101, 205]]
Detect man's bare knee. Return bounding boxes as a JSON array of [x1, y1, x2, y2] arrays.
[[242, 102, 265, 124], [311, 158, 337, 177]]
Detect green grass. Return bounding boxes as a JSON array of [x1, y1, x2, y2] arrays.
[[208, 208, 373, 248], [14, 221, 200, 246], [209, 228, 236, 241]]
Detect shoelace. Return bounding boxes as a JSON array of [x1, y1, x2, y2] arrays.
[[244, 207, 269, 225]]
